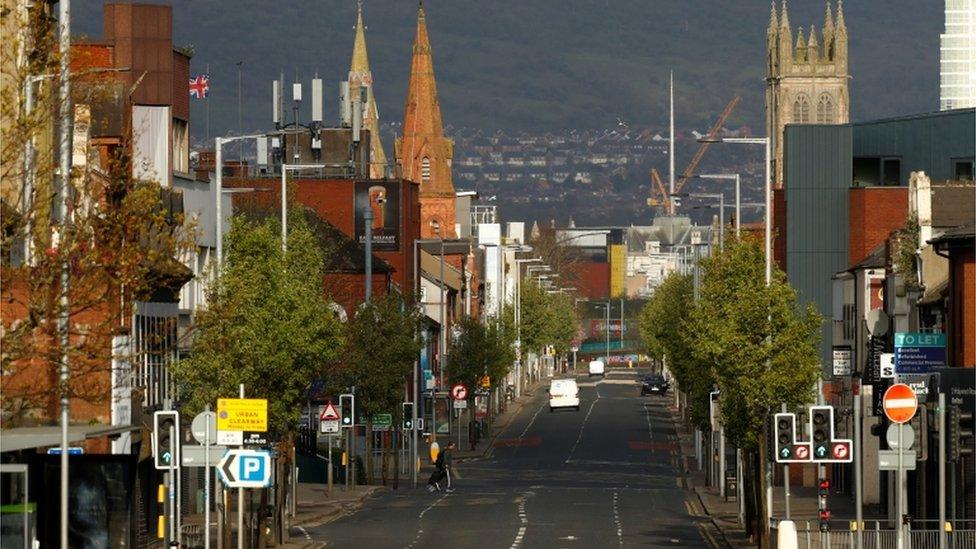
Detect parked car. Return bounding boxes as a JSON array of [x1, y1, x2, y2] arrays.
[[640, 374, 669, 395], [549, 378, 580, 412], [588, 360, 605, 377]]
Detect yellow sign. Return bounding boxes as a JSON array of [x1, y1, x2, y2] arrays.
[[217, 398, 268, 432], [480, 376, 491, 388]]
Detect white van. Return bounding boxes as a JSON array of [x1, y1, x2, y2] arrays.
[[549, 378, 580, 412], [588, 359, 605, 377]]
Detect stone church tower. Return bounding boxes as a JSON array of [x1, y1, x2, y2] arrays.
[[396, 4, 457, 238], [766, 1, 849, 187], [349, 4, 388, 179]]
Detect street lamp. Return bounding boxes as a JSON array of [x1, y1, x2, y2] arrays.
[[673, 192, 725, 251], [429, 220, 447, 391], [594, 302, 612, 365], [691, 173, 741, 239], [514, 258, 542, 397], [214, 134, 269, 265]]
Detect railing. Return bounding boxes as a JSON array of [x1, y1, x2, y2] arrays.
[[770, 520, 976, 549]]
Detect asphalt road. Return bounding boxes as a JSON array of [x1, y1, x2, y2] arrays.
[[296, 368, 721, 548]]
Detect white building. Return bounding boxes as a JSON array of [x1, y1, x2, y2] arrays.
[[941, 0, 976, 110]]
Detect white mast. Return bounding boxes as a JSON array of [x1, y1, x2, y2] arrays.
[[669, 70, 675, 215]]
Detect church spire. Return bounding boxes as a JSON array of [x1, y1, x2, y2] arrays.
[[780, 0, 791, 29], [768, 1, 778, 35], [823, 2, 834, 60], [396, 3, 456, 238], [348, 2, 387, 178], [835, 0, 846, 34], [807, 25, 819, 62], [795, 26, 806, 62]]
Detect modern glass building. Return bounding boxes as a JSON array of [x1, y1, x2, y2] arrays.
[[940, 0, 976, 110]]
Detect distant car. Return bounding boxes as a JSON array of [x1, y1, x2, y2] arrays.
[[641, 374, 669, 396], [588, 360, 605, 377], [549, 378, 580, 412]]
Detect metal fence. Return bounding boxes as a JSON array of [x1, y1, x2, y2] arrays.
[[771, 520, 975, 549]]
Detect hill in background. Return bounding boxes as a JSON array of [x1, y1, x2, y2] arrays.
[[72, 1, 942, 139]]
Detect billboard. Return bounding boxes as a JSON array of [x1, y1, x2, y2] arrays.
[[354, 181, 400, 251]]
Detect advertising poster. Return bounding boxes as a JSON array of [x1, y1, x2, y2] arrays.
[[354, 181, 400, 251], [894, 332, 946, 374]]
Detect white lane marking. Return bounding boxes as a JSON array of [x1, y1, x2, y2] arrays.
[[643, 401, 654, 441], [565, 399, 598, 463], [296, 526, 311, 540], [509, 491, 534, 549], [519, 401, 547, 439], [611, 489, 623, 547], [405, 492, 450, 549]]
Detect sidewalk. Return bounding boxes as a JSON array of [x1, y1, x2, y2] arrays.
[[669, 405, 884, 548], [180, 483, 381, 549], [453, 379, 546, 461]]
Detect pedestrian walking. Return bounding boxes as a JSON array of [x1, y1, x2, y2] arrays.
[[441, 441, 456, 492], [427, 442, 447, 492]]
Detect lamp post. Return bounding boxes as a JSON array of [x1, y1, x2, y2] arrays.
[[213, 133, 268, 266], [514, 257, 542, 397], [279, 163, 326, 252], [702, 136, 773, 529], [429, 221, 446, 390], [674, 192, 725, 251], [594, 301, 611, 365], [694, 173, 741, 239], [412, 238, 445, 488]]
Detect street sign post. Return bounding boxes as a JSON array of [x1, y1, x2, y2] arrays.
[[883, 384, 918, 424], [216, 449, 272, 488], [883, 383, 917, 549]]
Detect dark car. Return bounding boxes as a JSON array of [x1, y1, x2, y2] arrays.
[[640, 374, 669, 396]]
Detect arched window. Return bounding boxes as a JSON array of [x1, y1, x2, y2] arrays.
[[816, 93, 835, 123], [421, 157, 431, 184], [792, 94, 811, 123]]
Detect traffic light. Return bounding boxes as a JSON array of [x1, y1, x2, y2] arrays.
[[774, 413, 796, 462], [340, 394, 355, 428], [810, 406, 834, 460], [153, 411, 180, 470], [818, 478, 830, 532], [402, 402, 414, 430]]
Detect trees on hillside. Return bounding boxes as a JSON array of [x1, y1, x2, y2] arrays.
[[172, 212, 343, 436]]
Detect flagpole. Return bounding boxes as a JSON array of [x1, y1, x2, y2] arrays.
[[205, 63, 211, 141]]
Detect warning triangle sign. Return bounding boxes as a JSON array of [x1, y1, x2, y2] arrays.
[[320, 402, 340, 421]]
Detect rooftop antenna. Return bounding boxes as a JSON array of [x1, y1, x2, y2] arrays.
[[311, 74, 323, 123]]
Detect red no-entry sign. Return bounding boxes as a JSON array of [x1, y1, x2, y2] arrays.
[[883, 383, 918, 424]]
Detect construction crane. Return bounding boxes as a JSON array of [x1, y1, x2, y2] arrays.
[[647, 96, 741, 213]]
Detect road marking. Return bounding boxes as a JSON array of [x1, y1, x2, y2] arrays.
[[296, 526, 311, 540], [405, 492, 451, 549], [565, 399, 598, 463], [611, 489, 623, 547], [509, 491, 534, 549], [643, 402, 654, 441], [519, 402, 547, 439]]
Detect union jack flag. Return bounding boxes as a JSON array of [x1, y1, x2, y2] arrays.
[[189, 74, 210, 99]]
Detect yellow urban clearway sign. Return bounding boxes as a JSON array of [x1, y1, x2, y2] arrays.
[[217, 398, 268, 432]]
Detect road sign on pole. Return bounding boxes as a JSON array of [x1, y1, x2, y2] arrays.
[[451, 383, 468, 401], [216, 449, 272, 488], [320, 401, 341, 434], [883, 384, 918, 424]]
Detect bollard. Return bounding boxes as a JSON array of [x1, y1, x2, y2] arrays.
[[777, 520, 799, 549]]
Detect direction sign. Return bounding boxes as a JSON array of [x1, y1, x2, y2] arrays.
[[216, 449, 272, 488], [320, 402, 340, 422], [883, 384, 918, 424], [451, 384, 468, 401], [217, 398, 268, 432], [454, 399, 468, 410], [181, 445, 228, 468], [320, 420, 340, 434], [47, 447, 83, 455], [879, 450, 917, 471]]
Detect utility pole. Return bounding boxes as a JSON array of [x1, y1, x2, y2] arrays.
[[57, 2, 73, 546], [364, 209, 372, 302]]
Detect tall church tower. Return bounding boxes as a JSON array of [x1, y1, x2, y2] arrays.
[[766, 1, 849, 187], [396, 4, 456, 239], [349, 3, 388, 179]]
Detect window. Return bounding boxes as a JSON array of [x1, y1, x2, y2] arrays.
[[852, 156, 901, 187], [882, 158, 901, 186], [172, 118, 189, 174], [792, 94, 811, 123], [421, 156, 431, 184], [816, 93, 835, 123], [953, 158, 974, 181]]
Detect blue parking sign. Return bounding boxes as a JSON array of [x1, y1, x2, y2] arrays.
[[217, 449, 271, 488], [240, 454, 266, 482]]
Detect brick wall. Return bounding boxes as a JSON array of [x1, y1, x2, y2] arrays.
[[848, 187, 909, 265], [949, 247, 975, 368], [773, 188, 787, 273]]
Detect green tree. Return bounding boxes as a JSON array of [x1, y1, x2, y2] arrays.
[[448, 315, 515, 392], [688, 238, 821, 544], [172, 212, 343, 437], [342, 291, 423, 486], [520, 279, 578, 355]]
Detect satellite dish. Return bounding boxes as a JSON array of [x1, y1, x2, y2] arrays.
[[866, 309, 889, 336]]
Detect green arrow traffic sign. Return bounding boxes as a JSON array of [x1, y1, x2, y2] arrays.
[[780, 447, 791, 459], [815, 445, 828, 458]]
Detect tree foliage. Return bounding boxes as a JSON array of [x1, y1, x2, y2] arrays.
[[341, 291, 424, 421], [688, 239, 821, 451], [519, 280, 578, 354], [172, 212, 342, 436], [448, 315, 515, 392]]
